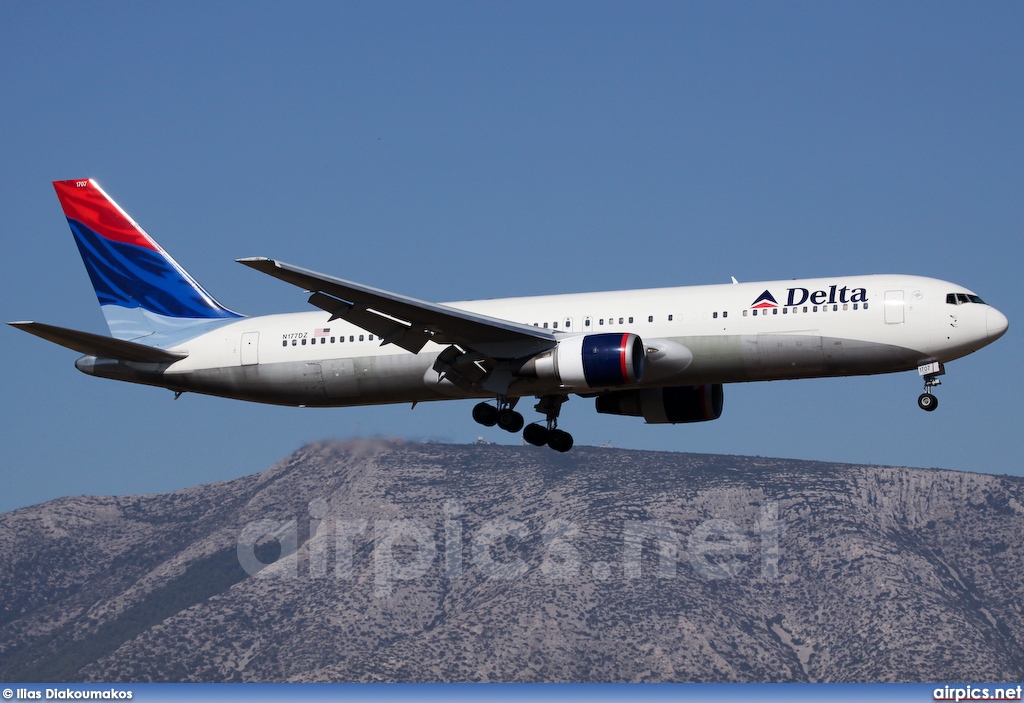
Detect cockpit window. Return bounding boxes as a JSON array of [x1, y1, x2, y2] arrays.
[[947, 292, 987, 305]]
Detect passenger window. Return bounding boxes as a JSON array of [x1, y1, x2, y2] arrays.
[[282, 340, 287, 347], [599, 319, 604, 325], [782, 308, 787, 315], [753, 310, 758, 316], [565, 321, 571, 328], [713, 312, 718, 319], [331, 337, 335, 343], [852, 304, 857, 311], [369, 335, 374, 341], [648, 315, 653, 323], [584, 318, 591, 327], [628, 317, 634, 324], [302, 338, 307, 345], [668, 315, 674, 321], [292, 339, 297, 346], [864, 303, 869, 309], [773, 309, 778, 315], [543, 322, 548, 329], [802, 306, 808, 313], [553, 322, 558, 329], [722, 311, 728, 318], [349, 336, 354, 342], [843, 304, 848, 310], [359, 335, 364, 341], [743, 310, 748, 317], [833, 305, 838, 311], [813, 306, 818, 312], [619, 317, 624, 324]]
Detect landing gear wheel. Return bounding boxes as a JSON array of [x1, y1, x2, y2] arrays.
[[528, 394, 574, 452], [917, 393, 938, 412], [472, 402, 498, 426], [497, 409, 525, 433], [523, 423, 549, 446], [547, 429, 574, 453]]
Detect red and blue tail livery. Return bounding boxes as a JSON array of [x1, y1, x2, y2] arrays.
[[53, 179, 241, 341]]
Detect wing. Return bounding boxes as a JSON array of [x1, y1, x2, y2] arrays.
[[9, 321, 188, 363], [237, 258, 555, 359]]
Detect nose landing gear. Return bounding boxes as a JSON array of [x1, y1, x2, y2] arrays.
[[917, 392, 938, 411], [917, 361, 944, 412]]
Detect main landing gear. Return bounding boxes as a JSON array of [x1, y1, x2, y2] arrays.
[[917, 361, 944, 412], [523, 395, 573, 453], [472, 398, 525, 432], [473, 394, 573, 452]]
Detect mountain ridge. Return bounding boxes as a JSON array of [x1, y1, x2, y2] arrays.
[[2, 439, 1022, 682]]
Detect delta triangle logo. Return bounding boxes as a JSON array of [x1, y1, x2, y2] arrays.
[[751, 290, 778, 309]]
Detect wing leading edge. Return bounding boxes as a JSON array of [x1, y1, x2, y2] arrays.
[[237, 257, 556, 360]]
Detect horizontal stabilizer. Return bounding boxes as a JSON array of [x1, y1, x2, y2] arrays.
[[8, 321, 187, 363]]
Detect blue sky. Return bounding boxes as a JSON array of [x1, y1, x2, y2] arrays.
[[1, 2, 1021, 513]]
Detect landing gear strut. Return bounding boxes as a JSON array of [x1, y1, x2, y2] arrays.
[[522, 395, 573, 452], [917, 361, 944, 412], [473, 394, 573, 452]]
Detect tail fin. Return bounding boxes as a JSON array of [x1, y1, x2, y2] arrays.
[[53, 179, 242, 341]]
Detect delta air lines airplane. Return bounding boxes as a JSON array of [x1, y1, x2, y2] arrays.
[[10, 179, 1009, 452]]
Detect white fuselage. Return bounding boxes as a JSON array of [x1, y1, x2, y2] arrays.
[[77, 274, 1007, 408]]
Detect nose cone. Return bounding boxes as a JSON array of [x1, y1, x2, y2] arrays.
[[987, 308, 1009, 341]]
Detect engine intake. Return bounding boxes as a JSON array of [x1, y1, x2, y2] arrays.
[[522, 333, 645, 390], [595, 384, 724, 424]]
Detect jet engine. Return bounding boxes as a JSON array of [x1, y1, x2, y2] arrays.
[[520, 333, 646, 390], [595, 383, 724, 424]]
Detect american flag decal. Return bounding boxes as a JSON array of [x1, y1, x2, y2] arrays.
[[315, 328, 330, 336]]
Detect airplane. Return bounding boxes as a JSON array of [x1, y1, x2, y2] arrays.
[[9, 179, 1009, 452]]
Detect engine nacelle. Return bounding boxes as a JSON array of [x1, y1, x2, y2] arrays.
[[523, 333, 646, 390], [595, 384, 724, 424]]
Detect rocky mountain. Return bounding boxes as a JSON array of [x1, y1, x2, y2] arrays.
[[1, 439, 1023, 682]]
